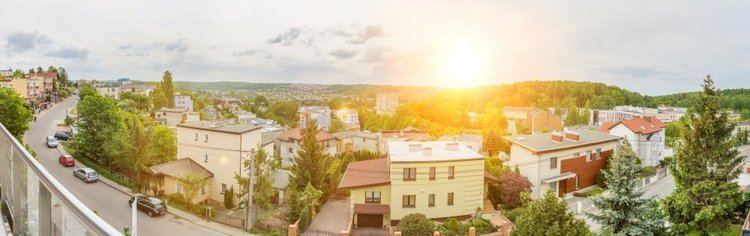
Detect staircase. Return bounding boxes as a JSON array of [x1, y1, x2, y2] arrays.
[[483, 199, 496, 213]]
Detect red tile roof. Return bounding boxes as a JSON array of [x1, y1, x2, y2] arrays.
[[354, 204, 390, 214], [599, 117, 665, 135], [338, 158, 390, 189], [277, 127, 338, 142]]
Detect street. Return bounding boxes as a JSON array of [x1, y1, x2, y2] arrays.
[[23, 98, 227, 236]]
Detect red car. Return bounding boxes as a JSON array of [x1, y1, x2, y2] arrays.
[[58, 155, 75, 167]]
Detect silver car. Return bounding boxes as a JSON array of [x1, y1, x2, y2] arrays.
[[46, 136, 59, 148], [73, 167, 98, 183]]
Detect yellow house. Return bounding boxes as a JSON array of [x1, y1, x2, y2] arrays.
[[146, 158, 213, 204], [339, 141, 493, 228]]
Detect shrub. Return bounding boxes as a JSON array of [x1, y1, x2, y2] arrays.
[[298, 206, 312, 231], [640, 166, 657, 178], [398, 213, 434, 236], [224, 186, 234, 209], [505, 207, 528, 223], [495, 172, 533, 209], [465, 219, 496, 234], [596, 170, 607, 189], [165, 193, 215, 218]]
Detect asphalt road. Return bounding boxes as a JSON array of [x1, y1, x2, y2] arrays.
[[24, 98, 225, 236]]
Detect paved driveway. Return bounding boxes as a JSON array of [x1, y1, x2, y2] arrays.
[[305, 198, 351, 234]]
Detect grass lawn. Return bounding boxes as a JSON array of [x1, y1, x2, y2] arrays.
[[573, 187, 605, 198], [685, 225, 742, 236]]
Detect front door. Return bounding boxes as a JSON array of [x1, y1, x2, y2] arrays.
[[558, 180, 567, 197]]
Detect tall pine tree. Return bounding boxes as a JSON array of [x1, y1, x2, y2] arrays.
[[512, 190, 591, 236], [587, 140, 665, 235], [287, 120, 332, 219], [662, 76, 744, 235], [160, 70, 175, 108]]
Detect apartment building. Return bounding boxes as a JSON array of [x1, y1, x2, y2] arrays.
[[334, 109, 360, 130], [376, 93, 399, 115], [0, 78, 29, 99], [298, 106, 332, 131], [599, 117, 666, 167], [334, 131, 385, 154], [96, 86, 121, 99], [338, 141, 491, 228], [503, 107, 563, 135], [504, 130, 620, 199], [155, 107, 199, 129], [174, 94, 194, 112], [277, 127, 338, 167], [175, 122, 262, 203]]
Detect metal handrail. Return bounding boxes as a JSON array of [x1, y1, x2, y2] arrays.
[[0, 124, 122, 235]]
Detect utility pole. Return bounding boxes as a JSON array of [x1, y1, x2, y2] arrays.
[[245, 149, 256, 232]]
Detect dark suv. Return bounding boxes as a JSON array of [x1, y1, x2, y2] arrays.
[[54, 132, 71, 141], [128, 194, 167, 217]]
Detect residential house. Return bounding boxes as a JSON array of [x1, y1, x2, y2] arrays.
[[298, 106, 332, 131], [599, 117, 666, 167], [174, 94, 194, 112], [0, 78, 29, 100], [334, 131, 386, 154], [271, 169, 291, 205], [502, 107, 563, 135], [175, 122, 262, 203], [118, 78, 131, 85], [334, 109, 360, 130], [438, 134, 483, 154], [381, 127, 431, 142], [504, 130, 620, 199], [155, 107, 200, 129], [376, 93, 399, 115], [0, 69, 11, 77], [96, 86, 121, 99], [338, 141, 494, 228], [145, 158, 213, 204], [277, 127, 338, 167]]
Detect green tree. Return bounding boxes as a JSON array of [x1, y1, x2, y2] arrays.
[[398, 213, 434, 236], [146, 125, 177, 165], [0, 88, 33, 140], [110, 112, 149, 191], [151, 86, 168, 110], [300, 183, 323, 218], [581, 100, 591, 125], [328, 117, 347, 133], [512, 190, 591, 236], [234, 144, 276, 210], [287, 120, 332, 219], [47, 66, 57, 73], [224, 186, 235, 209], [587, 141, 665, 235], [120, 92, 152, 112], [179, 173, 208, 209], [254, 95, 269, 106], [36, 66, 43, 74], [58, 67, 69, 85], [78, 83, 97, 100], [12, 69, 25, 78], [565, 105, 581, 126], [662, 76, 745, 235], [76, 95, 123, 166], [160, 70, 175, 108]]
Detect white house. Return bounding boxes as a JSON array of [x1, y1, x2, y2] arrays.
[[599, 117, 666, 167], [299, 106, 332, 131], [277, 127, 338, 167], [174, 94, 194, 112]]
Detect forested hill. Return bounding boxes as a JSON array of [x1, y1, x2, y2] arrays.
[[651, 88, 750, 111]]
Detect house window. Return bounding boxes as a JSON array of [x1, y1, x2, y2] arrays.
[[596, 148, 602, 160], [176, 183, 182, 194], [194, 133, 198, 141], [428, 194, 435, 207], [362, 138, 366, 143], [205, 134, 208, 143], [447, 192, 454, 206], [204, 154, 208, 163], [201, 185, 207, 195], [550, 157, 558, 169], [403, 168, 417, 181], [289, 147, 293, 153], [429, 167, 436, 181], [365, 191, 381, 203], [402, 195, 416, 208], [586, 151, 592, 162], [448, 166, 455, 179], [575, 176, 580, 190], [573, 152, 580, 157], [221, 184, 227, 194]]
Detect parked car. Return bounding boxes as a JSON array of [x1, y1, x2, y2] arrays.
[[58, 154, 75, 167], [54, 132, 71, 141], [73, 167, 98, 183], [46, 136, 59, 148], [128, 194, 168, 217]]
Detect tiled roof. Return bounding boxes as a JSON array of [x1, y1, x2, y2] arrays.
[[277, 127, 338, 142], [338, 158, 390, 189], [599, 117, 665, 135], [147, 158, 213, 179]]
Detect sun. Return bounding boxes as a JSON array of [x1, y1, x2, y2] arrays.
[[441, 45, 485, 88]]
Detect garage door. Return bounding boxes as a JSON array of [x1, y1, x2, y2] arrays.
[[357, 214, 383, 228]]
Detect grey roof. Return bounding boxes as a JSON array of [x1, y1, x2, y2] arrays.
[[272, 169, 291, 189], [333, 131, 380, 140], [261, 130, 284, 146], [438, 134, 483, 143], [504, 129, 620, 154], [177, 122, 261, 134]]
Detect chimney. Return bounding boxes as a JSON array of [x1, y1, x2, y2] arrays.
[[644, 116, 652, 122], [409, 143, 423, 152], [551, 133, 563, 143], [446, 142, 459, 150], [565, 131, 580, 142], [422, 147, 432, 156]]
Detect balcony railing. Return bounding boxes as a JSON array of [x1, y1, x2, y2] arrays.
[[0, 124, 122, 235]]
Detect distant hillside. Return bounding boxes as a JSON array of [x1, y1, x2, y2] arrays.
[[651, 88, 750, 111]]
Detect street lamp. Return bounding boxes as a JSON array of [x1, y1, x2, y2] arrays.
[[245, 148, 256, 232]]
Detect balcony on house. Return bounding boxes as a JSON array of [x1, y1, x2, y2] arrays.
[[0, 124, 121, 236]]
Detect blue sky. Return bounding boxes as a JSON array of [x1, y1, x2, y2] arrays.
[[2, 0, 750, 95]]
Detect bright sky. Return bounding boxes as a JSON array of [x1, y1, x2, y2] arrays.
[[2, 0, 750, 95]]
